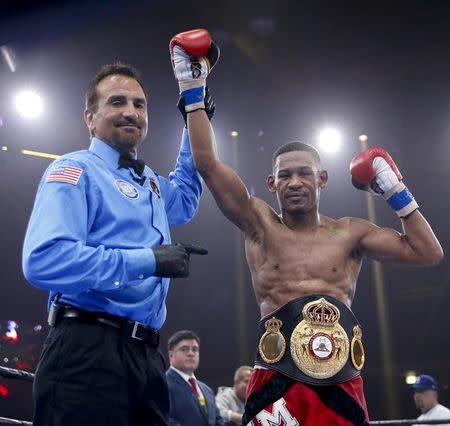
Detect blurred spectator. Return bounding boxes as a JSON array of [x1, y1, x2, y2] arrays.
[[410, 374, 450, 425], [216, 365, 253, 425]]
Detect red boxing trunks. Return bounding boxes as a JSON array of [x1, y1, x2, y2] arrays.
[[245, 367, 369, 426]]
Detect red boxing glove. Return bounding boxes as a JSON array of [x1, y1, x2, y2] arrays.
[[350, 146, 418, 217], [169, 28, 211, 58], [350, 146, 402, 191]]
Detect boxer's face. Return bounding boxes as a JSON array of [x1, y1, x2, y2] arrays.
[[268, 151, 328, 215], [169, 338, 200, 375], [85, 74, 148, 154]]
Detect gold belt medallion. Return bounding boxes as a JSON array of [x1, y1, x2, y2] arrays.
[[290, 297, 349, 379], [258, 318, 286, 364], [351, 325, 365, 370]]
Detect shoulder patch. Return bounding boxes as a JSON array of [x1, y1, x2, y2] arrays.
[[46, 165, 83, 185]]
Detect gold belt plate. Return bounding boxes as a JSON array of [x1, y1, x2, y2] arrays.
[[290, 297, 350, 379]]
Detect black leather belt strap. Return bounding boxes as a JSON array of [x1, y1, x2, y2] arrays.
[[54, 305, 160, 347], [310, 383, 368, 425], [242, 373, 368, 426]]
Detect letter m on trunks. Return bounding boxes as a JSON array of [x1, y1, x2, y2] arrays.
[[249, 398, 299, 426]]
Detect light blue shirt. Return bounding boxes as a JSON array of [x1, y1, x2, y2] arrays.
[[22, 128, 202, 329]]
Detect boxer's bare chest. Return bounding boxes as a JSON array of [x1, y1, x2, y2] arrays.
[[245, 217, 362, 315]]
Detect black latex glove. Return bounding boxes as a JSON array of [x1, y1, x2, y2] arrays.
[[152, 243, 208, 278], [177, 86, 216, 127]]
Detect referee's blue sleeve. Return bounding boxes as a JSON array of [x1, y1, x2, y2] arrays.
[[22, 160, 156, 294]]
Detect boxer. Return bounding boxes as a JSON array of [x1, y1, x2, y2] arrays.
[[169, 29, 443, 426]]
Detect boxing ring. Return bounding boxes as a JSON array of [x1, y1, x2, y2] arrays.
[[0, 418, 32, 425], [0, 365, 449, 425], [0, 366, 33, 425]]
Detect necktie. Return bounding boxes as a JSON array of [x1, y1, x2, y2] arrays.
[[188, 377, 208, 413], [118, 152, 146, 185], [118, 152, 146, 177]]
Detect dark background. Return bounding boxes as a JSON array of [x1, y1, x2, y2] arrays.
[[0, 0, 449, 422]]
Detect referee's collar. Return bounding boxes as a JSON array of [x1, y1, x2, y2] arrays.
[[89, 137, 122, 169]]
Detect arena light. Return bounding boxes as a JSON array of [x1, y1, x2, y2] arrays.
[[21, 149, 59, 159], [405, 371, 417, 385], [0, 383, 8, 397], [230, 130, 239, 138], [358, 134, 368, 143], [14, 90, 43, 119], [318, 128, 342, 153], [0, 45, 16, 72]]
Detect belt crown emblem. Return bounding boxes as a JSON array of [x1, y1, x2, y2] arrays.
[[264, 317, 283, 333], [304, 297, 340, 327]]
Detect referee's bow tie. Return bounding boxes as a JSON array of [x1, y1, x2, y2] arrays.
[[118, 152, 146, 177]]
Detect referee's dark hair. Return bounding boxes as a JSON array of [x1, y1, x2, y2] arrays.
[[85, 61, 147, 114]]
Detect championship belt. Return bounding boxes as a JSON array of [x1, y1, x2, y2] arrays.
[[256, 295, 365, 386]]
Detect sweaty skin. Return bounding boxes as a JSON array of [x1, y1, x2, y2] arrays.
[[245, 207, 363, 315], [187, 111, 443, 318]]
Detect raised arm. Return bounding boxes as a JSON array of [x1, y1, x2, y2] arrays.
[[189, 111, 259, 232], [169, 29, 259, 234], [350, 147, 443, 265]]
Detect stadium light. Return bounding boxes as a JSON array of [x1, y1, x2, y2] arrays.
[[14, 90, 43, 119], [358, 134, 368, 143], [405, 371, 417, 385], [318, 128, 342, 153]]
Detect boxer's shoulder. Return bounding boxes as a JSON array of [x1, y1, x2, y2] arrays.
[[341, 216, 380, 241]]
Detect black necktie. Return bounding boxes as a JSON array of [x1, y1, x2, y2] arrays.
[[118, 152, 146, 185], [118, 152, 145, 176]]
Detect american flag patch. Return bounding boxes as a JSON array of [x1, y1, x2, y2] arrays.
[[46, 165, 83, 185]]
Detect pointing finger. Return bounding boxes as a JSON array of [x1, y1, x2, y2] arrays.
[[178, 243, 208, 255]]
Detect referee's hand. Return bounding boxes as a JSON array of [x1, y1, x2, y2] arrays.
[[152, 243, 208, 278]]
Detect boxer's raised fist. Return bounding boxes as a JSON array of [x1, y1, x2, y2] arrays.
[[350, 146, 418, 217], [169, 28, 220, 112], [350, 147, 402, 194], [170, 28, 212, 58]]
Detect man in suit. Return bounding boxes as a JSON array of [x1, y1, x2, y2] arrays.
[[166, 330, 225, 426]]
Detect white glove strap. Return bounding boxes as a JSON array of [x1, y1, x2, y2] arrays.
[[172, 45, 209, 112], [372, 157, 400, 193], [172, 46, 210, 79]]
